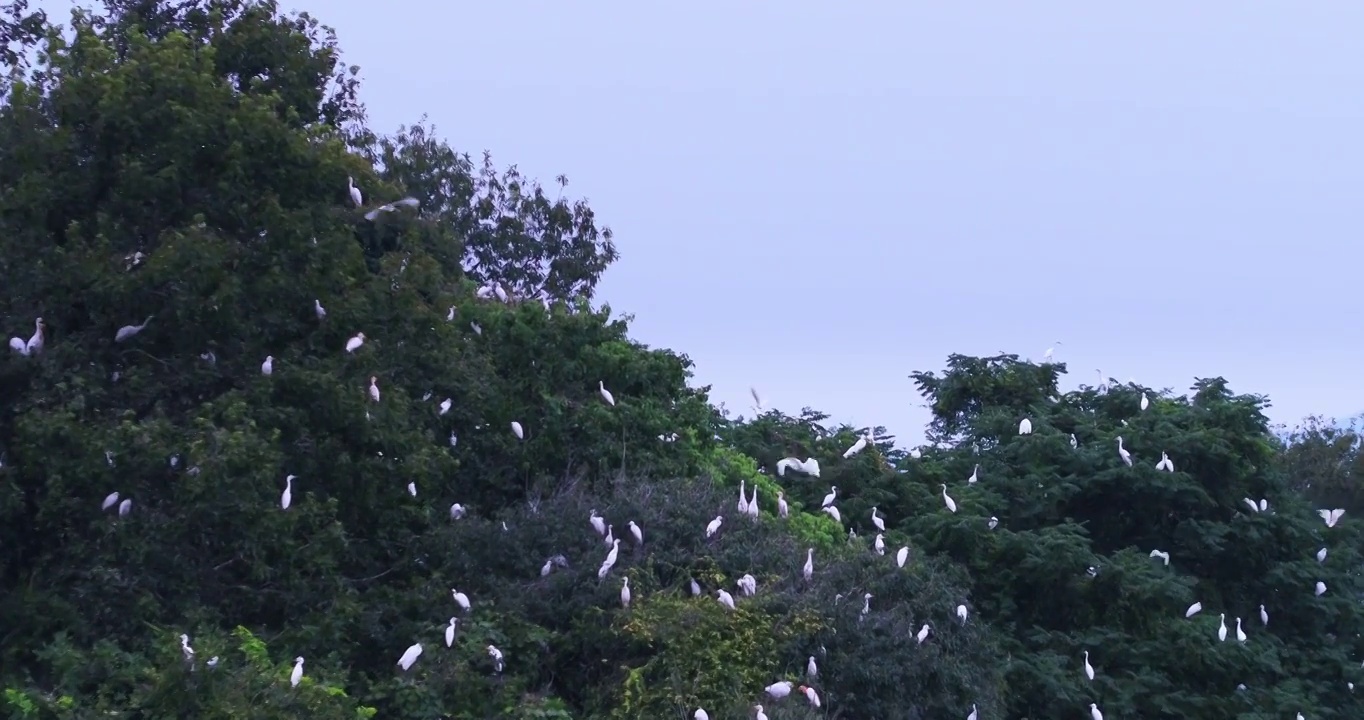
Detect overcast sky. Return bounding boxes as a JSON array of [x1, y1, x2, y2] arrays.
[[53, 1, 1364, 446]]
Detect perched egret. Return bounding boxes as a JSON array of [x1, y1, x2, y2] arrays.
[[1315, 581, 1327, 596], [345, 333, 365, 353], [777, 491, 789, 518], [1217, 614, 1227, 641], [716, 589, 736, 610], [738, 574, 756, 596], [281, 474, 294, 510], [449, 503, 466, 520], [1019, 418, 1033, 435], [598, 381, 615, 406], [1243, 498, 1261, 513], [486, 644, 504, 673], [261, 355, 273, 375], [1140, 392, 1150, 410], [916, 623, 931, 643], [1156, 452, 1174, 472], [738, 480, 749, 514], [451, 589, 471, 612], [1186, 602, 1202, 617], [1259, 604, 1268, 625], [314, 299, 326, 319], [1318, 547, 1328, 562], [873, 533, 885, 555], [803, 548, 814, 581], [290, 656, 304, 687], [628, 520, 644, 545], [807, 655, 818, 678], [115, 316, 152, 342], [118, 498, 132, 516], [705, 516, 723, 538], [1116, 436, 1132, 466], [620, 577, 631, 608], [445, 618, 457, 647], [842, 433, 869, 458], [821, 486, 837, 508], [694, 710, 709, 720], [363, 196, 419, 221], [870, 506, 885, 531], [798, 685, 821, 707], [347, 176, 362, 206], [1149, 549, 1170, 565], [822, 505, 841, 523], [1090, 703, 1104, 720], [754, 704, 768, 720], [180, 634, 195, 662], [956, 604, 968, 623], [967, 464, 978, 484], [102, 492, 120, 511], [438, 398, 451, 416], [896, 546, 909, 568], [1070, 433, 1078, 449], [968, 704, 978, 720], [941, 484, 957, 513], [590, 509, 606, 536], [8, 317, 43, 356], [510, 421, 524, 439], [765, 681, 792, 698], [1083, 650, 1095, 680], [1236, 617, 1246, 642], [368, 377, 380, 402], [602, 525, 614, 547], [406, 482, 417, 497], [397, 643, 422, 671], [987, 516, 999, 530]]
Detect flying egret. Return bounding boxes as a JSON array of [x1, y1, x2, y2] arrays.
[[314, 299, 326, 319], [1319, 508, 1345, 527], [803, 548, 814, 581], [967, 464, 978, 484], [776, 456, 820, 477], [750, 386, 763, 411], [115, 316, 152, 342], [451, 589, 471, 612], [705, 516, 723, 538], [261, 355, 273, 375], [1218, 614, 1227, 641], [598, 381, 615, 406], [445, 618, 457, 647], [347, 176, 362, 206], [397, 643, 422, 671], [345, 333, 365, 353], [716, 589, 736, 610], [777, 491, 789, 518], [896, 546, 909, 568], [281, 474, 294, 510], [1116, 436, 1132, 466], [290, 656, 304, 687], [820, 486, 837, 508], [102, 492, 120, 511], [1149, 549, 1170, 565], [1235, 617, 1246, 642], [363, 196, 419, 221], [510, 421, 524, 439], [1019, 418, 1032, 435], [8, 317, 43, 356], [1186, 602, 1202, 617], [941, 484, 957, 513], [628, 520, 643, 545], [620, 577, 631, 608], [1083, 650, 1094, 680]]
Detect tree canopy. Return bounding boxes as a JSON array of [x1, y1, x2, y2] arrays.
[[2, 2, 1362, 719]]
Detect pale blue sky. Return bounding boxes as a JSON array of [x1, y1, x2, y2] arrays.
[[56, 2, 1364, 446]]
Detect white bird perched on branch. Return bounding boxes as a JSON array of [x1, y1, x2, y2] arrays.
[[290, 656, 304, 687], [753, 705, 768, 720], [1186, 602, 1202, 617], [1116, 436, 1132, 466], [765, 681, 792, 699], [705, 516, 723, 538], [486, 645, 504, 673], [397, 643, 421, 671], [345, 332, 365, 352], [115, 316, 152, 342], [1090, 702, 1103, 720], [363, 196, 419, 221], [620, 577, 631, 608], [798, 685, 821, 707], [589, 509, 606, 536], [1217, 614, 1227, 641], [347, 176, 362, 206], [873, 533, 885, 556], [368, 377, 380, 402], [438, 398, 451, 416], [1156, 452, 1174, 472], [281, 474, 294, 510], [598, 539, 620, 579], [598, 381, 615, 406], [896, 546, 909, 568], [118, 498, 132, 516], [821, 486, 837, 508], [716, 589, 736, 610], [449, 503, 466, 520], [1019, 418, 1032, 435], [842, 432, 870, 458], [803, 548, 814, 581], [451, 589, 471, 612], [871, 506, 885, 531], [1315, 581, 1327, 596], [738, 574, 756, 596], [694, 710, 708, 720], [941, 485, 957, 513], [102, 492, 120, 511], [314, 299, 326, 319], [1149, 549, 1169, 565], [738, 480, 749, 514], [261, 355, 274, 375], [967, 464, 978, 484], [777, 491, 789, 518], [628, 520, 643, 545], [1083, 650, 1094, 680], [510, 421, 524, 439], [822, 506, 841, 523], [8, 317, 43, 356]]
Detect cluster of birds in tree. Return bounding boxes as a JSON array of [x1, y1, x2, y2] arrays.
[[4, 179, 1353, 719]]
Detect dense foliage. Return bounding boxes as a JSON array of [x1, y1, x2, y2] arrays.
[[2, 2, 1362, 718]]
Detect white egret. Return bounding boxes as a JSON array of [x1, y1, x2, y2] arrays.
[[180, 634, 195, 662], [871, 506, 885, 531], [8, 317, 43, 356], [1319, 508, 1345, 527], [1186, 602, 1202, 617], [102, 492, 120, 511], [347, 176, 362, 206], [843, 432, 869, 458], [764, 680, 793, 699], [602, 538, 620, 568], [281, 474, 294, 510], [510, 421, 524, 439], [406, 482, 417, 497], [438, 398, 451, 416], [1140, 392, 1150, 411], [470, 322, 482, 335], [397, 643, 422, 671], [1258, 498, 1268, 511], [261, 355, 273, 375], [754, 704, 768, 720], [118, 498, 132, 516], [716, 589, 736, 610], [363, 196, 419, 221], [1149, 549, 1169, 565], [1116, 436, 1132, 466], [620, 577, 631, 608], [873, 533, 885, 556], [694, 710, 709, 720], [860, 593, 873, 617], [896, 546, 909, 568], [941, 484, 957, 513], [290, 656, 304, 687], [445, 617, 458, 647], [1090, 703, 1103, 720], [449, 503, 466, 520], [451, 589, 471, 612], [589, 509, 606, 536], [775, 456, 820, 477], [738, 574, 756, 596], [746, 485, 759, 518], [1217, 613, 1227, 641], [987, 516, 999, 530], [910, 448, 923, 458], [314, 299, 326, 319], [345, 332, 365, 353], [798, 685, 821, 707], [115, 316, 152, 342], [916, 623, 931, 643], [803, 548, 814, 581], [705, 516, 723, 537], [1317, 547, 1327, 562], [956, 604, 968, 623], [603, 525, 614, 547], [967, 464, 978, 484], [598, 381, 615, 406], [777, 491, 789, 518], [1315, 581, 1327, 596], [820, 486, 837, 508], [367, 377, 380, 402], [1070, 433, 1078, 449], [1242, 498, 1260, 513], [628, 520, 643, 545], [1019, 418, 1032, 435], [689, 579, 701, 596], [822, 506, 841, 523], [1235, 617, 1246, 642], [807, 655, 817, 678], [1259, 604, 1268, 625], [1083, 650, 1094, 680], [738, 480, 749, 514], [968, 704, 979, 720], [1156, 452, 1174, 472]]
